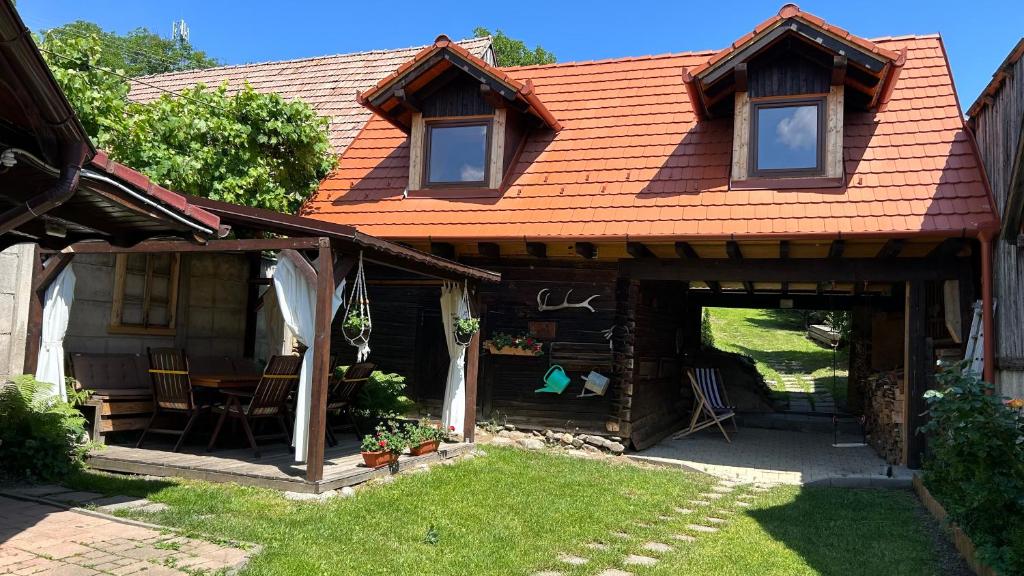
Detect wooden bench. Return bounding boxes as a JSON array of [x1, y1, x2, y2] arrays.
[[71, 353, 153, 443]]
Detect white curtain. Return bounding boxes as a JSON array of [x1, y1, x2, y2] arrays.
[[273, 256, 345, 462], [35, 265, 76, 402], [440, 282, 469, 435]]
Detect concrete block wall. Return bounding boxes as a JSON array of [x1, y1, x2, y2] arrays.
[[0, 244, 34, 382], [64, 253, 248, 358]]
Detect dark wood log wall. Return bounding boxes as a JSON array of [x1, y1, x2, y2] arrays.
[[626, 281, 687, 449], [422, 75, 494, 118], [477, 264, 619, 434], [749, 51, 831, 98]]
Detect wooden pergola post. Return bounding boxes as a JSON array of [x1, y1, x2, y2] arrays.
[[306, 237, 334, 482], [979, 232, 996, 385], [463, 286, 481, 442], [903, 280, 928, 468], [23, 248, 75, 374]]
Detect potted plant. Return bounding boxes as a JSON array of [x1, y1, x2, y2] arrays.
[[359, 423, 406, 468], [404, 422, 454, 456], [485, 331, 544, 356], [343, 311, 369, 340], [453, 317, 480, 346]]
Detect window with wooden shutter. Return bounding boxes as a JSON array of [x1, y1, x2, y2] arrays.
[[109, 253, 180, 335]]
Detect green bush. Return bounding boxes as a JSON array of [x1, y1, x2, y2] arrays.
[[334, 367, 414, 418], [921, 366, 1024, 574], [701, 308, 715, 349], [0, 375, 90, 481]]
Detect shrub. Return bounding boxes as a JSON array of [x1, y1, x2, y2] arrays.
[[701, 308, 715, 349], [334, 367, 414, 418], [0, 375, 90, 481], [921, 365, 1024, 574]]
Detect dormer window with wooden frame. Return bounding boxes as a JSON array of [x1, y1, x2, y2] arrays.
[[357, 35, 561, 198], [682, 3, 905, 190]]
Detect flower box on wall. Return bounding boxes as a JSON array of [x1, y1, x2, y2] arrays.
[[484, 341, 543, 357]]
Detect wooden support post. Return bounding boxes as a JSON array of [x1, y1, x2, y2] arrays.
[[243, 252, 260, 359], [463, 293, 481, 442], [23, 249, 75, 374], [980, 233, 995, 384], [904, 280, 929, 469], [306, 237, 333, 483]]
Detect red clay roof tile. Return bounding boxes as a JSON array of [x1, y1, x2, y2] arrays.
[[303, 33, 997, 241]]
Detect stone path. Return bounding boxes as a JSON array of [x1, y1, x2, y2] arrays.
[[0, 489, 251, 575], [768, 360, 836, 414], [531, 478, 760, 576]]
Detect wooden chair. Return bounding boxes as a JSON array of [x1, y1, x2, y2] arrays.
[[672, 367, 738, 442], [138, 348, 206, 452], [325, 362, 375, 446], [207, 355, 302, 457]]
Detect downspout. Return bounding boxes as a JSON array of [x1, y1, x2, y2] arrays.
[[979, 231, 995, 385], [0, 142, 90, 236]]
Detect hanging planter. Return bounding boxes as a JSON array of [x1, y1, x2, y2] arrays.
[[453, 317, 480, 347], [342, 252, 372, 361]]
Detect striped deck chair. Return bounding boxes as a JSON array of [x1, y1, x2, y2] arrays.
[[672, 367, 738, 442]]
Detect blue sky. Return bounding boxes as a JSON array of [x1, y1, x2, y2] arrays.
[[18, 0, 1024, 107]]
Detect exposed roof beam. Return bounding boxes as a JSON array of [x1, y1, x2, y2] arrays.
[[478, 242, 500, 259], [928, 238, 968, 260], [675, 241, 720, 293], [574, 242, 596, 259], [779, 240, 790, 295], [626, 241, 653, 258], [620, 258, 962, 283], [828, 239, 846, 259], [831, 55, 848, 86], [526, 242, 547, 258], [876, 239, 905, 259], [430, 242, 456, 260]]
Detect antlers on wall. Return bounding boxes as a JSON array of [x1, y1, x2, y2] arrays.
[[537, 288, 599, 312]]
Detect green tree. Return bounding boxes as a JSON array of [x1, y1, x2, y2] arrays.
[[473, 27, 556, 67], [42, 20, 218, 77], [38, 31, 334, 214]]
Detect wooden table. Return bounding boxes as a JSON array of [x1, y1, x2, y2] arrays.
[[191, 373, 261, 389]]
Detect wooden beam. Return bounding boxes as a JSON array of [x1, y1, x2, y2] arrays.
[[620, 257, 962, 283], [243, 252, 261, 359], [734, 63, 748, 92], [626, 241, 653, 259], [56, 237, 320, 254], [828, 239, 846, 259], [479, 84, 506, 109], [724, 241, 753, 293], [23, 251, 75, 375], [463, 293, 481, 442], [306, 238, 334, 482], [831, 55, 848, 86], [574, 242, 596, 259], [526, 242, 547, 258], [876, 239, 904, 259], [478, 242, 500, 259], [333, 253, 357, 289], [928, 238, 967, 260], [674, 241, 720, 293], [279, 249, 317, 287], [779, 241, 790, 295], [393, 88, 420, 113], [32, 252, 75, 296], [904, 280, 929, 469], [430, 242, 456, 260]]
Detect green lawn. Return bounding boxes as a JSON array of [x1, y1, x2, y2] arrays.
[[708, 308, 850, 407], [67, 448, 943, 575]]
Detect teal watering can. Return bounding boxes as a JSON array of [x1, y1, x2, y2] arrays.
[[536, 365, 571, 394]]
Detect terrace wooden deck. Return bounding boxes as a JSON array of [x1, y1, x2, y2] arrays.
[[86, 440, 473, 494]]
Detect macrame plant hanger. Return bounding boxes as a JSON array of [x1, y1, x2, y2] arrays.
[[453, 280, 474, 348], [343, 252, 372, 361]]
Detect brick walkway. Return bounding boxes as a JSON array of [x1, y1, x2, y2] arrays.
[[0, 496, 250, 575]]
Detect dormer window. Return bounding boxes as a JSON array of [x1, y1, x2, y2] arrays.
[[750, 97, 825, 177], [425, 119, 491, 186]]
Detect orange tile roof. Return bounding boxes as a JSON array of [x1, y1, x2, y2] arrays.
[[128, 37, 492, 155], [304, 35, 999, 241]]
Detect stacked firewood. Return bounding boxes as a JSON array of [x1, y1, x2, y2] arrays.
[[862, 370, 905, 464]]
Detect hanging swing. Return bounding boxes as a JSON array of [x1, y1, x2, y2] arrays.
[[342, 252, 372, 361], [451, 280, 478, 348]]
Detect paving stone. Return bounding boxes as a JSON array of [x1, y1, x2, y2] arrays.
[[705, 517, 726, 524], [623, 554, 658, 566], [687, 524, 719, 533], [585, 542, 609, 551], [135, 503, 170, 513], [674, 507, 693, 515], [595, 570, 633, 576], [557, 553, 588, 566], [8, 485, 73, 497], [689, 499, 710, 506], [50, 491, 104, 504], [711, 485, 733, 493], [610, 531, 630, 539], [92, 496, 149, 512], [672, 534, 698, 543], [642, 542, 673, 553], [735, 501, 752, 507], [657, 515, 672, 521], [700, 492, 724, 499], [634, 522, 653, 529], [532, 572, 564, 576]]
